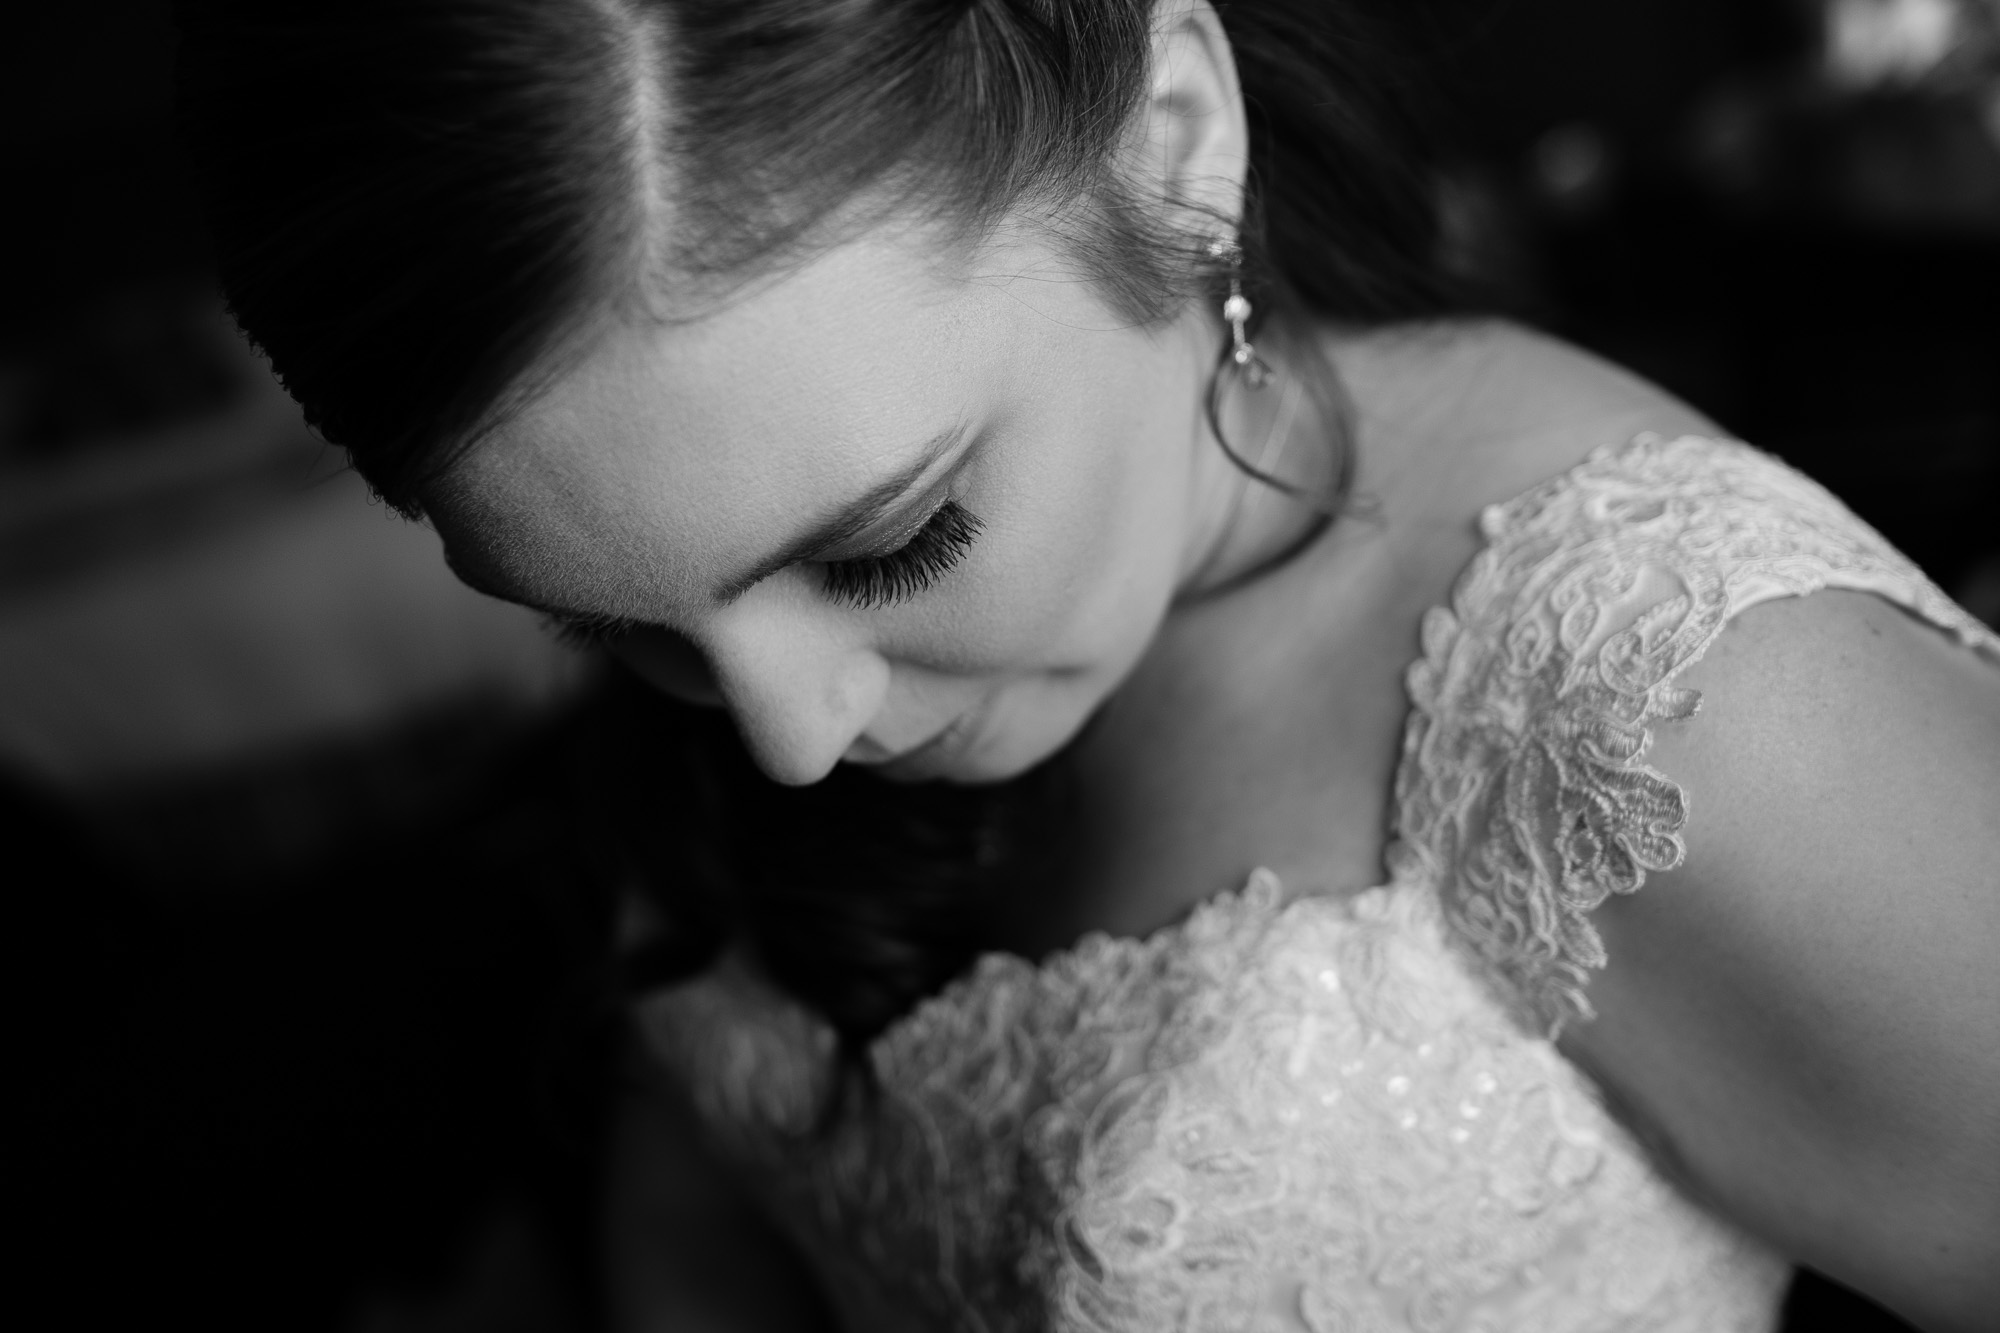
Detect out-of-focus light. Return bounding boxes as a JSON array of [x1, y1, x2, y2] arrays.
[[1531, 122, 1616, 216], [1825, 0, 1965, 88]]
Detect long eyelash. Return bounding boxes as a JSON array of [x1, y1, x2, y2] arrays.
[[541, 610, 641, 651], [821, 500, 984, 609]]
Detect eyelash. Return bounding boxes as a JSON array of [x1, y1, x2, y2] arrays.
[[539, 500, 983, 646], [819, 500, 984, 609], [542, 609, 641, 652]]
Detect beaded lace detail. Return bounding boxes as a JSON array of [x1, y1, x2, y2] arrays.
[[637, 436, 1997, 1332]]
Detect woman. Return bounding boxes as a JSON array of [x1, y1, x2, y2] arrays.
[[174, 1, 2000, 1329]]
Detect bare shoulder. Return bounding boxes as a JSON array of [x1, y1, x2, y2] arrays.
[[1333, 319, 1723, 522], [1567, 589, 2000, 1332]]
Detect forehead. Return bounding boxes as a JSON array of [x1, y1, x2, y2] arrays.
[[432, 226, 1066, 617]]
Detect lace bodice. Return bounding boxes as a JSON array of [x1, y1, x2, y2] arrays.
[[635, 436, 2000, 1333]]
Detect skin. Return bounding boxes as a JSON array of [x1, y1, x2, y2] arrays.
[[435, 215, 1244, 788], [432, 3, 1272, 791], [427, 5, 2000, 1329]]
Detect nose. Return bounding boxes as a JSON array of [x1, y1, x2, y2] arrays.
[[701, 609, 891, 786]]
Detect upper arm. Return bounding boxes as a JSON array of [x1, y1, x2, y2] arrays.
[[1563, 590, 2000, 1333]]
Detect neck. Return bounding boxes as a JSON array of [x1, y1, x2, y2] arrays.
[[1177, 315, 1730, 604]]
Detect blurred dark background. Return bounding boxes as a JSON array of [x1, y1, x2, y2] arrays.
[[5, 1, 1995, 1329]]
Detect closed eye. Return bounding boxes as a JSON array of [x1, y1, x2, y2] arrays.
[[538, 499, 983, 641], [819, 500, 984, 609]]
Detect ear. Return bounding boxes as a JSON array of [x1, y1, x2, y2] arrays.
[[1134, 0, 1250, 226]]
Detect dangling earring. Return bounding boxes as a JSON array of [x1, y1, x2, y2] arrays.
[[1206, 234, 1273, 390], [1180, 230, 1335, 599], [1205, 232, 1315, 503]]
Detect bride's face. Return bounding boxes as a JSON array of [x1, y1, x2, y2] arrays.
[[429, 224, 1220, 786]]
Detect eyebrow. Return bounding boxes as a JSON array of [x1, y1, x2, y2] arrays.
[[710, 422, 969, 605]]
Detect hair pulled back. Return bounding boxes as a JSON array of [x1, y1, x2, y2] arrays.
[[175, 0, 1466, 1047], [177, 0, 1458, 512]]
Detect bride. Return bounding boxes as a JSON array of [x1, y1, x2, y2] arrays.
[[175, 1, 1999, 1328]]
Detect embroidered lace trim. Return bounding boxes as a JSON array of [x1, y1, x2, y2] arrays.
[[1391, 434, 2000, 1035], [646, 873, 1790, 1332]]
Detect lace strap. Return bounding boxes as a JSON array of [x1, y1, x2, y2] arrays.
[[1388, 434, 2000, 1037]]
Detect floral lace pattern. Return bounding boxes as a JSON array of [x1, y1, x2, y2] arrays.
[[1394, 434, 2000, 1035], [645, 873, 1788, 1332], [634, 435, 1996, 1332]]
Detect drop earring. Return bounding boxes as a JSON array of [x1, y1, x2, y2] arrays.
[[1205, 232, 1311, 501], [1206, 234, 1273, 390]]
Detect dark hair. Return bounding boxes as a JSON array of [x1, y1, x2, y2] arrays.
[[575, 673, 1078, 1050], [176, 0, 1461, 510], [175, 0, 1467, 1045]]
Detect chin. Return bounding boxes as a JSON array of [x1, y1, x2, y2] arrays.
[[869, 750, 1024, 785]]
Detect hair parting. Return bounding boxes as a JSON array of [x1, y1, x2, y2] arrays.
[[175, 0, 1473, 1048]]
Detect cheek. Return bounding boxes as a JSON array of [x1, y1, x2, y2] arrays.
[[901, 375, 1188, 683], [1001, 347, 1191, 650]]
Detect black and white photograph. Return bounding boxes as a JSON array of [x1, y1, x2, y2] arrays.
[[7, 2, 1999, 1330]]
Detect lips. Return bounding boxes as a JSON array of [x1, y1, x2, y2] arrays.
[[849, 718, 958, 770], [846, 698, 988, 779]]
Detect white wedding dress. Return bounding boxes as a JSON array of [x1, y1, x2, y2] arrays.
[[636, 435, 2000, 1333]]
